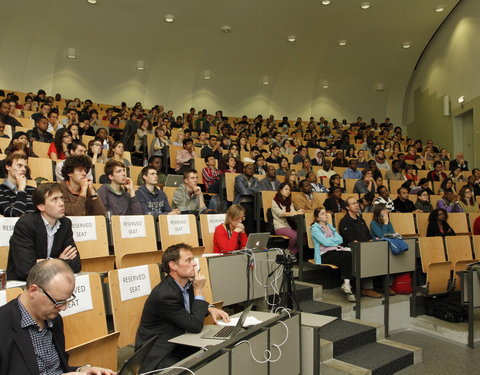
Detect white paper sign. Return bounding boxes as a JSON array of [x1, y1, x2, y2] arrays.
[[60, 274, 94, 317], [117, 265, 151, 301], [119, 216, 146, 239], [207, 214, 225, 233], [167, 215, 191, 235], [0, 290, 6, 307], [0, 217, 19, 246], [68, 216, 97, 242]]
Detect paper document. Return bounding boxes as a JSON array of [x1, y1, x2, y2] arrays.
[[216, 316, 263, 327]]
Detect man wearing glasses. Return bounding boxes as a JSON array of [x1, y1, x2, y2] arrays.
[[0, 259, 115, 374], [7, 183, 81, 281]]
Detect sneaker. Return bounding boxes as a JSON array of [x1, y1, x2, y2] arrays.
[[346, 293, 356, 302], [361, 289, 382, 298], [341, 283, 353, 295]]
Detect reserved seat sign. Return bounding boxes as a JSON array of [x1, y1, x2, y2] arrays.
[[117, 265, 151, 301]]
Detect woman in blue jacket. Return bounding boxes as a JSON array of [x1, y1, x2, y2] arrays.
[[311, 208, 355, 302], [370, 203, 395, 239]]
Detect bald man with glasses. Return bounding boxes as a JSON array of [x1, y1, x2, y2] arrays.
[[0, 259, 116, 375]]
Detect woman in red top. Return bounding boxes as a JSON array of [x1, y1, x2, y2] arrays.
[[48, 128, 72, 161], [213, 204, 248, 253]]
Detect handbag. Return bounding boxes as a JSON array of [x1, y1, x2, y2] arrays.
[[383, 236, 409, 255]]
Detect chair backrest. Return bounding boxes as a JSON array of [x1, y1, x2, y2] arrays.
[[225, 172, 240, 202], [32, 141, 51, 158], [261, 190, 277, 221], [0, 137, 10, 152], [16, 117, 34, 128], [128, 165, 143, 184], [162, 186, 176, 206], [445, 235, 474, 266], [447, 212, 469, 234], [418, 236, 446, 273], [111, 215, 158, 266], [0, 288, 22, 307], [28, 157, 54, 180], [169, 144, 183, 169], [158, 214, 199, 250], [62, 273, 109, 348], [472, 235, 480, 259], [388, 180, 405, 194], [344, 179, 357, 193], [416, 170, 429, 180], [199, 214, 226, 253], [68, 216, 109, 258], [430, 194, 443, 209], [389, 213, 416, 236], [415, 212, 430, 237], [0, 217, 20, 269], [468, 212, 480, 233], [108, 264, 161, 346]]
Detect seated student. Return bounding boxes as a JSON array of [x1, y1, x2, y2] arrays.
[[293, 146, 309, 164], [135, 243, 230, 373], [136, 166, 180, 216], [374, 149, 390, 170], [438, 177, 456, 194], [87, 138, 109, 165], [233, 164, 261, 233], [370, 203, 396, 240], [310, 149, 324, 167], [293, 179, 320, 211], [26, 116, 54, 144], [373, 185, 395, 211], [97, 160, 142, 215], [427, 161, 448, 182], [107, 140, 131, 167], [418, 177, 434, 195], [0, 154, 36, 217], [0, 259, 115, 375], [449, 152, 468, 172], [328, 173, 345, 193], [7, 183, 81, 281], [323, 186, 346, 214], [385, 160, 404, 181], [297, 157, 313, 178], [172, 168, 207, 214], [201, 135, 222, 160], [457, 185, 479, 213], [175, 138, 196, 174], [354, 169, 377, 194], [414, 189, 433, 213], [259, 165, 281, 191], [59, 155, 105, 216], [311, 208, 355, 302], [306, 171, 329, 193], [213, 204, 248, 253], [437, 188, 462, 213], [202, 155, 222, 193], [276, 156, 290, 176], [253, 154, 267, 175], [55, 141, 93, 182], [343, 159, 362, 180], [316, 159, 336, 181], [48, 128, 73, 161], [426, 208, 456, 237], [392, 186, 418, 213], [359, 192, 375, 213], [271, 182, 304, 261], [137, 155, 167, 187], [265, 144, 282, 164]]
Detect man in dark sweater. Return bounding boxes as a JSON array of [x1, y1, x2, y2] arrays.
[[338, 197, 382, 298], [393, 187, 418, 213], [200, 135, 222, 160], [0, 100, 21, 129]]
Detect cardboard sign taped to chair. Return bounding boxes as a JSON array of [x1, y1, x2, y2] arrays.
[[0, 217, 19, 246], [207, 214, 225, 233], [120, 215, 146, 238], [60, 274, 94, 317], [167, 215, 191, 235], [68, 216, 97, 242], [118, 265, 151, 301]]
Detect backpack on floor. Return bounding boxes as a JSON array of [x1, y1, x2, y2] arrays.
[[392, 273, 413, 294], [424, 292, 468, 323]]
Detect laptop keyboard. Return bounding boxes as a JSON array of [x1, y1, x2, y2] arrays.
[[214, 325, 236, 337]]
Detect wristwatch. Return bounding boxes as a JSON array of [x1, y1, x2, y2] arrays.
[[208, 304, 216, 308], [77, 364, 92, 372]]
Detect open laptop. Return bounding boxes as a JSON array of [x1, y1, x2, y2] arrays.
[[245, 232, 270, 251], [118, 336, 158, 375], [165, 174, 184, 187], [201, 304, 253, 340]]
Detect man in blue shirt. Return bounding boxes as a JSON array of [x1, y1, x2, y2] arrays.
[[343, 159, 362, 180]]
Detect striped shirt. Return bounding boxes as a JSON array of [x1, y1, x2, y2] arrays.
[[0, 179, 36, 217]]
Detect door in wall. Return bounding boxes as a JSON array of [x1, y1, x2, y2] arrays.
[[453, 109, 474, 165]]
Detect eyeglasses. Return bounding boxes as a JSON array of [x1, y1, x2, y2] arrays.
[[40, 287, 76, 308]]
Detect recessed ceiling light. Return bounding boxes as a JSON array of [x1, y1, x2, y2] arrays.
[[321, 0, 331, 5], [458, 96, 465, 104], [322, 81, 329, 89], [136, 60, 145, 71], [67, 48, 77, 59], [221, 25, 231, 33], [164, 14, 175, 23], [87, 0, 97, 4], [262, 76, 270, 85], [360, 2, 370, 9], [203, 70, 211, 80], [287, 35, 296, 42], [435, 5, 445, 13], [402, 42, 411, 49], [338, 40, 347, 46]]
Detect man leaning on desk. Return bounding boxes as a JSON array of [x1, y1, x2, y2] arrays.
[[135, 243, 230, 373]]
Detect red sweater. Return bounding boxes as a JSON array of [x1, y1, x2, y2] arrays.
[[213, 224, 248, 253]]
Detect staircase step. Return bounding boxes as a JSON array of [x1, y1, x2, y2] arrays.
[[301, 300, 342, 318], [320, 320, 377, 356], [336, 342, 414, 375], [294, 283, 313, 302]]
